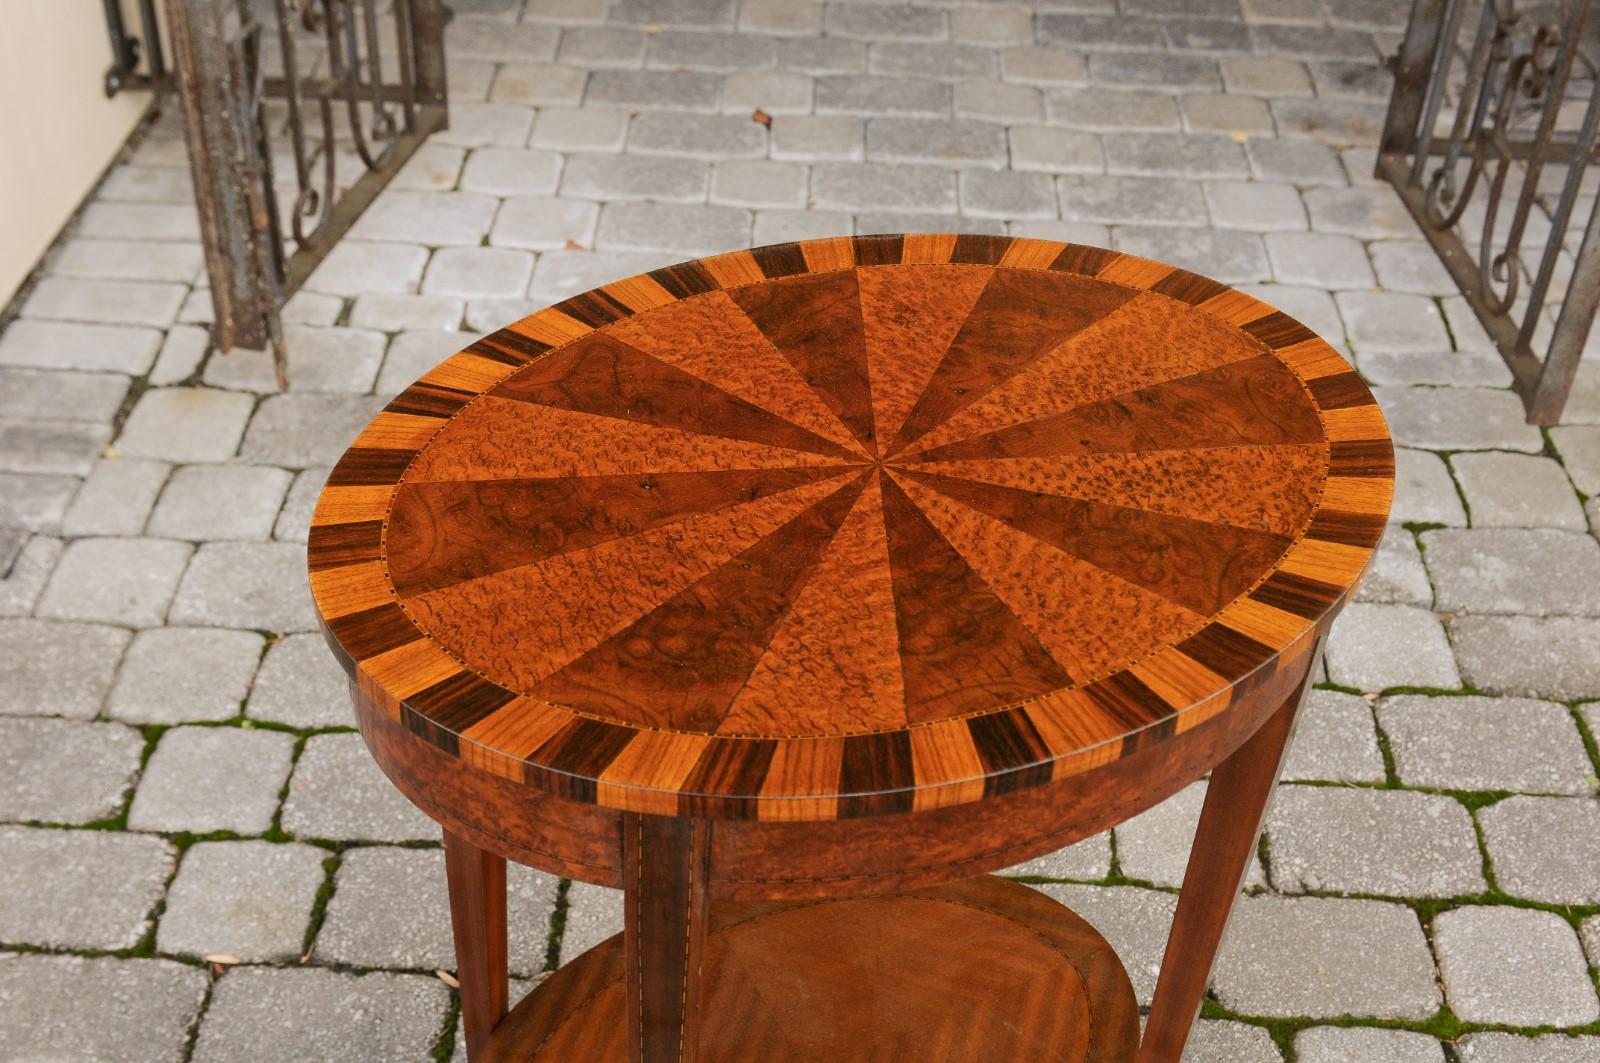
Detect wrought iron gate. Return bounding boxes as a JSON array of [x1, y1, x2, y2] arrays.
[[1379, 0, 1600, 424], [109, 1, 448, 385]]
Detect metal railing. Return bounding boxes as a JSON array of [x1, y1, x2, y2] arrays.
[[115, 1, 448, 386], [1379, 0, 1600, 424]]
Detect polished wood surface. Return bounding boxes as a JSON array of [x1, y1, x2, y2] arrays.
[[479, 875, 1137, 1063], [444, 830, 510, 1059], [624, 815, 712, 1063], [311, 233, 1393, 822], [351, 625, 1317, 899], [1139, 646, 1318, 1063]]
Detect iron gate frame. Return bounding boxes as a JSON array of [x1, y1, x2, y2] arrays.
[[118, 0, 448, 386], [1379, 0, 1600, 425]]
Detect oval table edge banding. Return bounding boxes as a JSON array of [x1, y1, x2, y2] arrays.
[[308, 233, 1394, 1063]]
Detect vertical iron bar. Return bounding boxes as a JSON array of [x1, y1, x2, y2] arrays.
[[138, 0, 166, 81], [162, 0, 272, 351], [1381, 0, 1452, 161], [1532, 169, 1600, 423], [1410, 0, 1468, 185], [410, 0, 449, 109]]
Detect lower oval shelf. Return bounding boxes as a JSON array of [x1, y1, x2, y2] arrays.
[[483, 874, 1138, 1063]]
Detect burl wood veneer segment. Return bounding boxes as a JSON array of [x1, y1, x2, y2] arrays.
[[310, 234, 1393, 820]]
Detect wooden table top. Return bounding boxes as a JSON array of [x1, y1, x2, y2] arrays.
[[310, 234, 1393, 821]]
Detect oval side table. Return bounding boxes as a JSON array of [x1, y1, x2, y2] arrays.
[[309, 234, 1393, 1063]]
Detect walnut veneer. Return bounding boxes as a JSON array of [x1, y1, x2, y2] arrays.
[[311, 233, 1393, 1063]]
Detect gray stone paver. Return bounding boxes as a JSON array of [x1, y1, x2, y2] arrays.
[[281, 733, 438, 842], [1296, 1027, 1445, 1063], [1325, 603, 1461, 692], [1033, 883, 1177, 1007], [247, 633, 354, 729], [559, 881, 625, 964], [107, 627, 264, 724], [1457, 1035, 1600, 1062], [1434, 905, 1599, 1027], [1282, 689, 1386, 783], [1183, 1020, 1281, 1062], [315, 845, 558, 974], [147, 463, 293, 541], [127, 726, 295, 834], [0, 827, 174, 949], [157, 840, 327, 961], [61, 458, 170, 537], [168, 541, 317, 632], [0, 717, 144, 825], [1479, 796, 1600, 905], [35, 537, 193, 628], [1212, 896, 1440, 1018], [1451, 614, 1600, 700], [0, 618, 130, 717], [1451, 452, 1587, 531], [191, 967, 450, 1063], [1264, 785, 1485, 898], [1, 3, 1596, 1054], [1423, 528, 1600, 618], [0, 953, 208, 1063], [115, 387, 256, 463], [1378, 695, 1595, 795], [1001, 832, 1113, 882]]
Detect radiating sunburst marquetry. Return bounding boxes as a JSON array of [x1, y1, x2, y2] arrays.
[[310, 234, 1393, 821]]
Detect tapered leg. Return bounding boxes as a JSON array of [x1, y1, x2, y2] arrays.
[[1137, 650, 1321, 1063], [444, 830, 509, 1061], [623, 814, 712, 1063]]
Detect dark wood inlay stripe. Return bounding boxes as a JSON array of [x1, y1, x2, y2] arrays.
[[1151, 270, 1230, 306], [1242, 312, 1317, 350], [950, 234, 1011, 265], [326, 449, 414, 487], [531, 717, 636, 801], [909, 353, 1324, 462], [409, 670, 521, 735], [1305, 511, 1388, 549], [839, 731, 914, 816], [750, 241, 811, 279], [307, 520, 383, 572], [386, 466, 853, 598], [969, 709, 1053, 796], [1083, 672, 1176, 732], [854, 233, 904, 265], [533, 474, 869, 732], [387, 383, 476, 419], [1328, 439, 1395, 478], [492, 331, 861, 462], [647, 261, 718, 299], [683, 738, 778, 803], [1249, 570, 1344, 620], [880, 474, 1074, 721], [1050, 244, 1117, 276], [327, 603, 422, 661], [900, 468, 1292, 617], [730, 269, 878, 454], [888, 270, 1136, 453], [1177, 624, 1276, 683], [556, 288, 635, 329], [471, 330, 549, 365], [1307, 372, 1373, 411]]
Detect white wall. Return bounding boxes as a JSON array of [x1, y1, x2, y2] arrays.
[[0, 2, 156, 305]]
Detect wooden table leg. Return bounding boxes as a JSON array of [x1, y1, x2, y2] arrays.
[[1137, 650, 1321, 1063], [444, 830, 509, 1061], [623, 813, 712, 1063]]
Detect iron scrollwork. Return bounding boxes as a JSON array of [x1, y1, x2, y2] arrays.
[[1379, 0, 1600, 424]]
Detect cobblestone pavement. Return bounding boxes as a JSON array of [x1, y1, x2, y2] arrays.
[[3, 0, 1600, 1059]]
